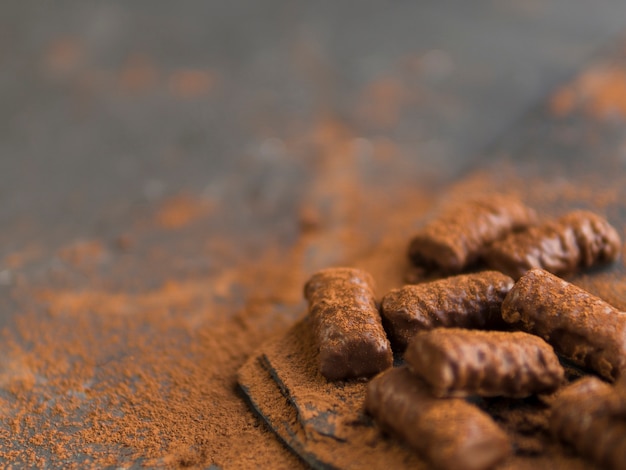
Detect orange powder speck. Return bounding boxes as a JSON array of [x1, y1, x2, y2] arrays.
[[583, 67, 626, 118], [3, 245, 43, 270], [118, 55, 158, 93], [155, 193, 215, 229], [553, 64, 626, 119], [168, 69, 216, 98], [57, 239, 106, 267], [372, 137, 398, 161], [357, 77, 406, 128], [44, 37, 83, 75], [549, 86, 577, 117]]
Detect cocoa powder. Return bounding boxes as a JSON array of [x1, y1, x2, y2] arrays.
[[0, 117, 437, 469], [1, 111, 626, 469]]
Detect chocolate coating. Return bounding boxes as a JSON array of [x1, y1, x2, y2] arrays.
[[365, 366, 512, 470], [408, 194, 536, 273], [380, 271, 513, 351], [502, 268, 626, 381], [485, 210, 621, 279], [405, 328, 564, 398], [304, 267, 392, 381], [551, 377, 626, 470]]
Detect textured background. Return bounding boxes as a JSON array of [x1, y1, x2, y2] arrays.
[[2, 0, 626, 256]]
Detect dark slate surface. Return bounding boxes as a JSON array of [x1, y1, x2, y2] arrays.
[[2, 0, 626, 257]]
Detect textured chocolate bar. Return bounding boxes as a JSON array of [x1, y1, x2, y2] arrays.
[[408, 194, 536, 273], [551, 377, 626, 469], [502, 268, 626, 381], [304, 267, 392, 381], [365, 366, 512, 470], [485, 210, 621, 279], [405, 328, 564, 398], [380, 271, 513, 351]]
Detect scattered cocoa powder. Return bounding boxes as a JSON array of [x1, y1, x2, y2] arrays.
[[168, 70, 216, 99], [549, 63, 626, 119], [0, 116, 436, 469], [118, 55, 158, 93], [2, 99, 626, 469], [237, 163, 626, 468], [154, 193, 216, 230]]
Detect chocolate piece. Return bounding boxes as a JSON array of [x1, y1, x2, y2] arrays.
[[408, 194, 536, 273], [405, 328, 564, 398], [551, 377, 626, 470], [502, 268, 626, 381], [365, 366, 512, 470], [304, 267, 392, 381], [485, 210, 621, 279], [381, 271, 513, 351], [616, 375, 626, 407]]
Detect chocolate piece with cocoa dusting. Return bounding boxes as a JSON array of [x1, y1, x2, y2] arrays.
[[365, 366, 512, 470], [240, 317, 428, 469], [304, 267, 392, 381], [239, 318, 589, 469], [381, 271, 513, 351], [408, 194, 536, 273], [404, 328, 564, 398], [485, 210, 621, 279], [502, 268, 626, 381], [551, 376, 626, 470]]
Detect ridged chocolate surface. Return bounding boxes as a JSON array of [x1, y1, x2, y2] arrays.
[[405, 328, 564, 398], [408, 194, 536, 273], [365, 366, 511, 470], [551, 377, 626, 470], [485, 210, 621, 279], [304, 267, 392, 381], [502, 268, 626, 381], [381, 271, 513, 351]]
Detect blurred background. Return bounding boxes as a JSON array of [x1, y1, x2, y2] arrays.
[[3, 0, 626, 260]]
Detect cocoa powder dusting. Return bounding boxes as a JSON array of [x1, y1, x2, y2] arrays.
[[0, 264, 304, 469], [0, 117, 437, 469], [2, 102, 626, 468], [4, 166, 626, 468]]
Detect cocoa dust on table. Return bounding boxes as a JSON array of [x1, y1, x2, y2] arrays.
[[0, 118, 436, 469], [2, 114, 626, 468]]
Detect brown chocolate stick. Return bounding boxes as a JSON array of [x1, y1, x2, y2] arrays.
[[485, 210, 621, 279], [365, 366, 512, 470], [381, 271, 513, 351], [408, 194, 536, 273], [405, 328, 564, 398], [551, 377, 626, 470], [502, 268, 626, 381], [304, 267, 392, 381]]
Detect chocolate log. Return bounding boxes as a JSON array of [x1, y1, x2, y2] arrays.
[[380, 271, 513, 351], [501, 268, 626, 381], [551, 377, 626, 470], [405, 328, 564, 398], [304, 267, 392, 381], [365, 366, 511, 470], [408, 194, 536, 273], [485, 210, 621, 279]]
